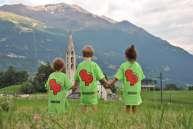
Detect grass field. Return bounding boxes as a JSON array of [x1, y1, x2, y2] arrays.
[[0, 91, 193, 129], [0, 84, 22, 94]]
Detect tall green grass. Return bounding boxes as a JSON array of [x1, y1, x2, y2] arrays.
[[0, 91, 193, 129], [0, 84, 22, 94]]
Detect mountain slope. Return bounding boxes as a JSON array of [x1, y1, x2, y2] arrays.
[[0, 11, 44, 29], [0, 12, 68, 71], [0, 3, 193, 84], [0, 3, 112, 30]]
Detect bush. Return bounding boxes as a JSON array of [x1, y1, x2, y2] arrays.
[[0, 66, 28, 88], [32, 63, 53, 93], [20, 63, 53, 94], [0, 98, 14, 112], [188, 86, 193, 90], [20, 81, 35, 94], [164, 84, 179, 90], [1, 63, 53, 94]]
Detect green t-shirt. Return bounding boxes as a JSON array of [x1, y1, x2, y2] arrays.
[[75, 60, 105, 105], [46, 71, 72, 113], [115, 61, 145, 105]]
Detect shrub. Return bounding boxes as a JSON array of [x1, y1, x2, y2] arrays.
[[164, 84, 179, 90], [188, 86, 193, 90], [32, 63, 53, 93], [20, 81, 35, 94], [0, 98, 14, 112], [0, 66, 28, 88], [20, 63, 53, 94]]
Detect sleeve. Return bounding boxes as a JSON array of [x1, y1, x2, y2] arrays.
[[138, 65, 145, 80], [114, 64, 124, 81], [95, 63, 105, 81], [64, 75, 72, 90]]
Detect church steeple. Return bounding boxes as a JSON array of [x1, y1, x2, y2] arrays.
[[65, 32, 76, 82], [67, 32, 74, 49]]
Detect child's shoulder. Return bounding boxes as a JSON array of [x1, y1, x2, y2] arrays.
[[134, 61, 142, 67], [120, 61, 129, 67], [49, 72, 55, 77], [49, 71, 66, 77], [77, 61, 85, 67], [78, 60, 96, 66], [121, 61, 128, 65], [91, 61, 99, 66]]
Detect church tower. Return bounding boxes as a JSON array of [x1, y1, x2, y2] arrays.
[[65, 33, 76, 82]]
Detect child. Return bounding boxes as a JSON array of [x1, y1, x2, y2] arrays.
[[46, 58, 72, 114], [72, 45, 109, 112], [109, 45, 145, 113]]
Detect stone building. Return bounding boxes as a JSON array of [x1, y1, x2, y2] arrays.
[[142, 79, 156, 91]]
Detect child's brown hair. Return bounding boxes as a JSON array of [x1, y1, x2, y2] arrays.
[[52, 58, 65, 71], [82, 45, 94, 57], [125, 45, 137, 61]]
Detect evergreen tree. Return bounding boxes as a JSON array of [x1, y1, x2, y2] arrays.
[[0, 66, 28, 88], [32, 63, 53, 93]]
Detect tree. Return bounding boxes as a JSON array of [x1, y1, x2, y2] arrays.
[[188, 86, 193, 90], [32, 63, 53, 93], [0, 72, 4, 87], [0, 66, 28, 88], [19, 63, 53, 94], [20, 81, 36, 94], [15, 71, 28, 83], [165, 83, 179, 90], [2, 66, 17, 86]]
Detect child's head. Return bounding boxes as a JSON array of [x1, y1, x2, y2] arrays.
[[82, 45, 94, 58], [52, 58, 65, 71], [125, 45, 137, 61]]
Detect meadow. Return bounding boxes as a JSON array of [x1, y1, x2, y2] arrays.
[[0, 91, 193, 129]]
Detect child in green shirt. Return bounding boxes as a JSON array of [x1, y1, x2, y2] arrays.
[[72, 45, 109, 112], [46, 58, 72, 114], [109, 45, 145, 113]]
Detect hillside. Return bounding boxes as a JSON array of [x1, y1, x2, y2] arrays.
[[0, 3, 193, 84], [0, 11, 44, 29], [0, 84, 22, 94]]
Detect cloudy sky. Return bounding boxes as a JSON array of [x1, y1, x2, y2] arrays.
[[0, 0, 193, 54]]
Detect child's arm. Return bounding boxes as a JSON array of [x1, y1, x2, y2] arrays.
[[108, 78, 118, 88], [71, 69, 80, 93], [64, 75, 72, 91], [71, 80, 79, 93], [95, 64, 111, 88], [99, 78, 111, 88], [109, 63, 123, 88]]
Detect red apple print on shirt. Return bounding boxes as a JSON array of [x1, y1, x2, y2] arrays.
[[125, 69, 138, 86], [79, 69, 93, 86], [49, 79, 61, 95]]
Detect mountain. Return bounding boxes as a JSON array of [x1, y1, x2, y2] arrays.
[[0, 3, 112, 30], [0, 3, 193, 85]]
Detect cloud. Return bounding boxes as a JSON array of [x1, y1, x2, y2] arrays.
[[103, 0, 193, 54], [0, 0, 193, 54]]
